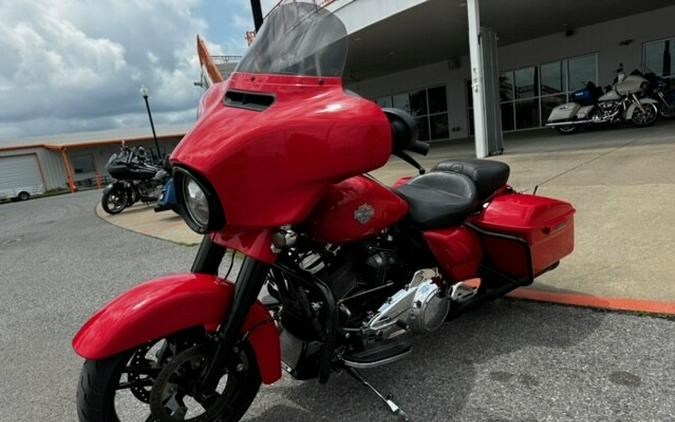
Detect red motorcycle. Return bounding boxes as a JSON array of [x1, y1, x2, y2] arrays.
[[73, 3, 575, 421]]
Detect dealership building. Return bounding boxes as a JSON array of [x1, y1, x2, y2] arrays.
[[201, 0, 675, 157], [0, 125, 189, 198]]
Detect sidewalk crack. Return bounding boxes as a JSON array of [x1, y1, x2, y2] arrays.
[[536, 136, 642, 188]]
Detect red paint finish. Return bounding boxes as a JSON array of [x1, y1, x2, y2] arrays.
[[210, 228, 277, 264], [423, 227, 483, 282], [473, 193, 575, 278], [392, 176, 412, 190], [171, 73, 392, 229], [72, 274, 281, 384], [306, 176, 409, 244]]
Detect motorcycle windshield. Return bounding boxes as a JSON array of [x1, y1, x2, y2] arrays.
[[235, 2, 348, 77]]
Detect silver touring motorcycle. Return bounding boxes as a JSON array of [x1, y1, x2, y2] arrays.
[[546, 66, 659, 134]]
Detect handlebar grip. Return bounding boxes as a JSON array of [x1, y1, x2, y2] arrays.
[[408, 140, 430, 156]]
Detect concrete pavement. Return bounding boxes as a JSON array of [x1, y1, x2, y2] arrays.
[[97, 121, 675, 312]]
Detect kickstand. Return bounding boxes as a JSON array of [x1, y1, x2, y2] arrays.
[[345, 366, 410, 421]]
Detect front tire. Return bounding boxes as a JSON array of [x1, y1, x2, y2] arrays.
[[17, 191, 30, 201], [77, 334, 261, 422], [102, 186, 128, 214], [631, 103, 658, 127], [658, 103, 675, 119], [555, 125, 578, 135]]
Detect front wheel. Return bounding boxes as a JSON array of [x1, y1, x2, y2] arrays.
[[555, 125, 578, 135], [102, 186, 128, 214], [659, 103, 675, 119], [77, 331, 261, 422], [631, 103, 658, 127]]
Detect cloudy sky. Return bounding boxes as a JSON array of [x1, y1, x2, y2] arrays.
[[0, 0, 278, 142]]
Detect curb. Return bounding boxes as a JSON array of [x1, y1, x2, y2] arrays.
[[509, 288, 675, 316], [95, 203, 200, 247]]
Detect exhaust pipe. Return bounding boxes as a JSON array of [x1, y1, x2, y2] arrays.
[[546, 120, 592, 127]]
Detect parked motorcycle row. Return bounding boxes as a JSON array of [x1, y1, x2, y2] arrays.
[[101, 144, 178, 215], [75, 3, 577, 421], [547, 64, 675, 134]]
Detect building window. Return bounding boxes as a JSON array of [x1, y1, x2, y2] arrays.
[[568, 55, 598, 91], [468, 53, 598, 132], [71, 154, 96, 175], [643, 38, 674, 79], [377, 85, 449, 141]]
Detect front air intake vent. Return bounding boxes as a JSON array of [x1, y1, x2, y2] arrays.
[[224, 90, 274, 112]]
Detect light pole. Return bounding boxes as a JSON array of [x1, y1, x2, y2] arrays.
[[140, 85, 161, 159], [250, 0, 263, 31]]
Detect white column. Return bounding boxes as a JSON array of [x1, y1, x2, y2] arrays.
[[467, 0, 488, 158]]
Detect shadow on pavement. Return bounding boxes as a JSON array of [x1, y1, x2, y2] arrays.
[[245, 299, 605, 421]]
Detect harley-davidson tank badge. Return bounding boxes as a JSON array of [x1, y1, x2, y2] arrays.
[[354, 203, 375, 225]]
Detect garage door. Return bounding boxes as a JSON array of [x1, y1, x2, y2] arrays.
[[0, 155, 45, 193]]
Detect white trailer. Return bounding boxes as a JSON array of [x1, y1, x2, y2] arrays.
[[0, 154, 46, 201]]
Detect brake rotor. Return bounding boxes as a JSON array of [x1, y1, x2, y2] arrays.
[[149, 344, 237, 422], [127, 343, 155, 403]]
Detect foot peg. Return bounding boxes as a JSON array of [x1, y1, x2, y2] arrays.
[[345, 367, 410, 421], [342, 339, 412, 369], [450, 281, 478, 303]]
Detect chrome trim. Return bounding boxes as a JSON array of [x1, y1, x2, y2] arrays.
[[546, 120, 592, 127], [342, 348, 412, 369]]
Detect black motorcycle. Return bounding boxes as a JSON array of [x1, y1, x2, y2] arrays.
[[101, 146, 170, 214], [635, 69, 675, 119]]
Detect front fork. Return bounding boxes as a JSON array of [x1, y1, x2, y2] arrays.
[[191, 236, 269, 388]]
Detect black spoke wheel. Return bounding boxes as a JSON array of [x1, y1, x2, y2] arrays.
[[77, 331, 261, 422], [631, 103, 658, 127], [102, 187, 129, 214]]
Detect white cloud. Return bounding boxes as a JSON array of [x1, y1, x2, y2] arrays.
[[0, 0, 216, 141]]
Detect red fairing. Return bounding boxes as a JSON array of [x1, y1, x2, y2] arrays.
[[473, 193, 575, 277], [305, 176, 409, 244], [72, 274, 281, 384], [172, 73, 392, 229], [423, 227, 483, 282], [210, 228, 277, 264]]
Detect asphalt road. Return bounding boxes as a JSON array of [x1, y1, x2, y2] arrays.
[[0, 191, 673, 421]]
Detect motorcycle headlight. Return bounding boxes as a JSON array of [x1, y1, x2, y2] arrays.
[[184, 177, 209, 227], [174, 168, 225, 234]]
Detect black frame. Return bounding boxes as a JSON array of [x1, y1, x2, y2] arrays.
[[464, 222, 535, 286]]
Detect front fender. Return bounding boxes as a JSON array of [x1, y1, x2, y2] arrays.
[[72, 273, 281, 384], [626, 97, 658, 120], [103, 181, 125, 194]]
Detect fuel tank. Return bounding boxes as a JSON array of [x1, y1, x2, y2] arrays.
[[598, 90, 621, 102], [305, 175, 409, 244]]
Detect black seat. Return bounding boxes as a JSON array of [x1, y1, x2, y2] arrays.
[[396, 172, 477, 229], [432, 159, 510, 202]]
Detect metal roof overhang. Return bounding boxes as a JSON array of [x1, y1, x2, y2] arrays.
[[344, 0, 675, 80], [41, 133, 185, 151]]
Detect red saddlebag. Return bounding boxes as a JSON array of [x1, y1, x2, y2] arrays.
[[470, 193, 575, 284]]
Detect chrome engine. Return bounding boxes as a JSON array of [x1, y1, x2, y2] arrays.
[[592, 100, 622, 123], [364, 268, 450, 336]]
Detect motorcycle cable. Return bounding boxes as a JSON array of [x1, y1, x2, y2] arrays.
[[224, 249, 236, 279]]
